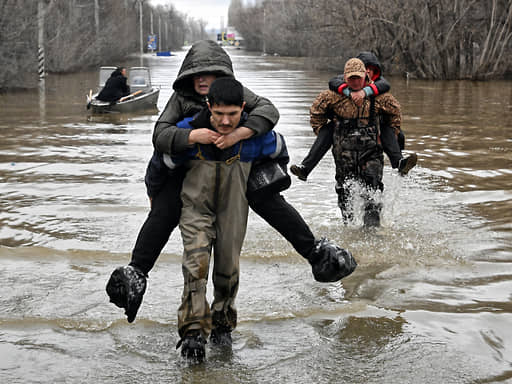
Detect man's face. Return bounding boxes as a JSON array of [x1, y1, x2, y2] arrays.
[[208, 102, 246, 135], [346, 75, 365, 91], [193, 74, 217, 95]]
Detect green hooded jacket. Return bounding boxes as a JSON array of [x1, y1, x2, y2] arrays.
[[153, 40, 280, 156]]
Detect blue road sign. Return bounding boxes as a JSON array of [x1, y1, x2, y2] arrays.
[[147, 35, 157, 51]]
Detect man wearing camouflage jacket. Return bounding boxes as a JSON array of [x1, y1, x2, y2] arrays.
[[310, 57, 402, 227]]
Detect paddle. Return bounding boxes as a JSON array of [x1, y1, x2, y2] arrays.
[[119, 90, 143, 102]]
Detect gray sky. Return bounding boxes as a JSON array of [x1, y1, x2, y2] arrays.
[[149, 0, 231, 29]]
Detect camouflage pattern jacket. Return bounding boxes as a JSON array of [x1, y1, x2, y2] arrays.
[[309, 90, 401, 135]]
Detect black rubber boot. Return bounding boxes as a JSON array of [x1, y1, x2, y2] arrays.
[[398, 153, 417, 175], [177, 331, 207, 362], [363, 202, 382, 228], [210, 326, 232, 347], [290, 164, 309, 181], [307, 238, 357, 282], [106, 265, 147, 323]]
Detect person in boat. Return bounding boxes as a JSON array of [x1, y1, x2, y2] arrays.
[[309, 57, 402, 227], [106, 40, 355, 325], [96, 67, 130, 102], [290, 52, 417, 181]]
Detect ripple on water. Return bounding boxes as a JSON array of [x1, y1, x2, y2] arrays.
[[1, 50, 512, 383]]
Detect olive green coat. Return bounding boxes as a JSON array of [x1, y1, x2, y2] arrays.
[[153, 40, 280, 156]]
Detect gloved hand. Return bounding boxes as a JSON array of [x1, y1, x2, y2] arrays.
[[308, 238, 357, 282], [106, 265, 147, 323]]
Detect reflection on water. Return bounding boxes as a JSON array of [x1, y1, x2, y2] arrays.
[[0, 49, 511, 383]]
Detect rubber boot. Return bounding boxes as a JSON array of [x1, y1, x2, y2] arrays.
[[307, 238, 357, 282], [106, 265, 147, 323]]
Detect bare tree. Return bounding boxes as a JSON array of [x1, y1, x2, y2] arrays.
[[0, 0, 205, 90], [0, 0, 38, 88], [229, 0, 512, 79]]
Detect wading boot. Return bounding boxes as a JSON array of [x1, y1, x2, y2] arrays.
[[177, 330, 207, 363], [290, 164, 309, 181], [106, 265, 147, 323], [363, 210, 380, 227], [210, 326, 232, 347], [363, 202, 381, 228], [398, 153, 417, 176], [307, 238, 357, 282]]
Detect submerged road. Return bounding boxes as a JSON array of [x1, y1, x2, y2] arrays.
[[0, 47, 511, 383]]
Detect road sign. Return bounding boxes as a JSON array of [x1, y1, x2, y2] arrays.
[[147, 35, 157, 51]]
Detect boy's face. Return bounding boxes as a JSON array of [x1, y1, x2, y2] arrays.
[[193, 74, 217, 95], [366, 65, 379, 79], [208, 102, 246, 135]]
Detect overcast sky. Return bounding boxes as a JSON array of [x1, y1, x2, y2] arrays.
[[149, 0, 231, 30]]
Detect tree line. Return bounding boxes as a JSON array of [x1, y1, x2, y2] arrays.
[[229, 0, 512, 80], [0, 0, 206, 90]]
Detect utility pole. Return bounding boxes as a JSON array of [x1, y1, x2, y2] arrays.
[[37, 0, 45, 80], [138, 0, 143, 65], [262, 7, 266, 54], [38, 0, 46, 122], [94, 0, 99, 36], [150, 10, 153, 35], [165, 20, 169, 49], [158, 15, 162, 51]]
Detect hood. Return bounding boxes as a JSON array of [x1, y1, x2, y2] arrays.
[[172, 40, 234, 97], [110, 68, 124, 78], [356, 51, 382, 78]]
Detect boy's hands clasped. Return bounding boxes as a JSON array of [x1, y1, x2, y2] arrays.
[[188, 126, 254, 150], [188, 128, 220, 144]]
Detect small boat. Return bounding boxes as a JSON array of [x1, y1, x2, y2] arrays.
[[87, 66, 160, 114]]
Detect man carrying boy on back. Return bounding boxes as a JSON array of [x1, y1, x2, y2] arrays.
[[172, 77, 357, 361], [309, 57, 402, 227], [291, 51, 417, 181], [106, 41, 356, 325]]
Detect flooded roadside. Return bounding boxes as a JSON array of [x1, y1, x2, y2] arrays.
[[0, 48, 511, 383]]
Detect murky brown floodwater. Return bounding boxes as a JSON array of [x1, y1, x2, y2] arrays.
[[1, 47, 511, 383]]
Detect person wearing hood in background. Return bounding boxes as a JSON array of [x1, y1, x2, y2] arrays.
[[106, 40, 354, 326], [96, 67, 131, 102], [290, 51, 417, 181]]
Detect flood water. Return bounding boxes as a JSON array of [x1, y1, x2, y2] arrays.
[[1, 47, 511, 383]]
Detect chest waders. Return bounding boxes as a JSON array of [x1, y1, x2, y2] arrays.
[[177, 158, 251, 341], [332, 97, 384, 226]]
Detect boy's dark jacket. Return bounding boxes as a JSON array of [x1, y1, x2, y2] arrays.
[[145, 108, 289, 198]]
